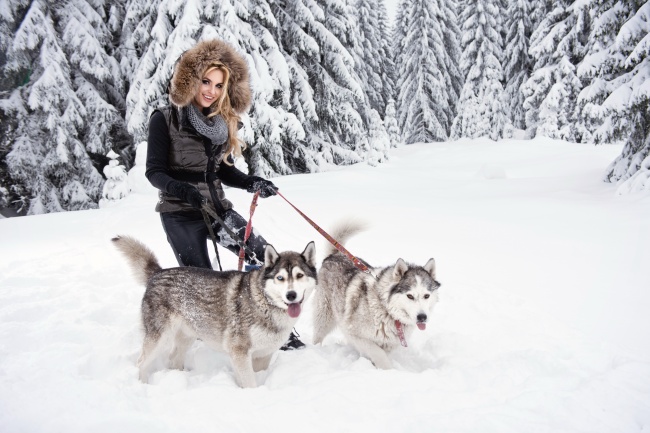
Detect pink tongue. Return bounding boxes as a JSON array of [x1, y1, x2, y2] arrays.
[[417, 323, 426, 331], [287, 303, 301, 318]]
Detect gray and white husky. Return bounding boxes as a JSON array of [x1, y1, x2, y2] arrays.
[[312, 222, 440, 369], [112, 235, 317, 388]]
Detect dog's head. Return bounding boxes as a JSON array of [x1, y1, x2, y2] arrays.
[[386, 258, 440, 330], [261, 242, 317, 318]]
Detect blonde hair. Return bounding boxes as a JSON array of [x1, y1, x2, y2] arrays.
[[204, 63, 246, 164]]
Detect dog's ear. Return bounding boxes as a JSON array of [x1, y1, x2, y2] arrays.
[[264, 244, 280, 267], [301, 241, 316, 267], [424, 258, 436, 279], [392, 258, 408, 279]]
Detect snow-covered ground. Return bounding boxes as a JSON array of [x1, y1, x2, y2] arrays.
[[1, 137, 649, 433]]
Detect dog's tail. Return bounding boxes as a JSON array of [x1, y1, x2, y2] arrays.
[[325, 219, 368, 257], [112, 235, 162, 286]]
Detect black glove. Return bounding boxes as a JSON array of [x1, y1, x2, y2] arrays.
[[246, 176, 278, 198], [167, 181, 206, 209]]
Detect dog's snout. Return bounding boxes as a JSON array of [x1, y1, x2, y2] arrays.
[[286, 290, 297, 302], [417, 313, 427, 322]]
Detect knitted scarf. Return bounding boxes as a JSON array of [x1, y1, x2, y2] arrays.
[[187, 104, 228, 146]]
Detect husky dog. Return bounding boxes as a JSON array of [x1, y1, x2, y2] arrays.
[[312, 222, 440, 369], [112, 235, 316, 387]]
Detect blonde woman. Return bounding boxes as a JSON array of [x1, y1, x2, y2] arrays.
[[145, 40, 304, 350]]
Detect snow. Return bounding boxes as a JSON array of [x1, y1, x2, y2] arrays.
[[1, 137, 649, 433]]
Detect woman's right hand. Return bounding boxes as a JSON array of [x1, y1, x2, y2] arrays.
[[167, 181, 206, 209]]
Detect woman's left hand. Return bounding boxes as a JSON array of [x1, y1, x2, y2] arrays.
[[247, 176, 279, 198]]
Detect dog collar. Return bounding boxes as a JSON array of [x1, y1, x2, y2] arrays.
[[395, 320, 408, 348]]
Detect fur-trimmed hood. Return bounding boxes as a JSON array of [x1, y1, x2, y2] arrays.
[[169, 39, 251, 114]]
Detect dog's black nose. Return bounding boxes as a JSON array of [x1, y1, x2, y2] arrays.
[[417, 313, 427, 322], [286, 291, 297, 302]]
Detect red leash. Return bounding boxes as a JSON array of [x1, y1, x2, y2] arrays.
[[395, 320, 408, 347], [275, 191, 375, 278], [238, 191, 260, 271]]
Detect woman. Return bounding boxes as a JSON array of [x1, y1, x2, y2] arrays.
[[145, 39, 304, 349]]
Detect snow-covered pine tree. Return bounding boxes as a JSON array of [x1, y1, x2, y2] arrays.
[[0, 0, 30, 213], [495, 0, 509, 66], [395, 0, 462, 143], [440, 0, 463, 127], [502, 0, 533, 131], [336, 0, 389, 164], [352, 0, 392, 118], [577, 0, 640, 143], [270, 0, 380, 167], [120, 0, 160, 103], [231, 0, 307, 177], [451, 0, 506, 141], [266, 0, 324, 172], [582, 0, 650, 193], [367, 109, 391, 165], [521, 0, 590, 141], [377, 0, 396, 117], [99, 149, 130, 206], [122, 0, 189, 143], [575, 0, 618, 143], [310, 0, 380, 165], [530, 0, 554, 31], [60, 0, 131, 170], [384, 99, 401, 146], [2, 0, 104, 214]]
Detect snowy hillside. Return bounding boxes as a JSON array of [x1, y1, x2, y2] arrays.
[[1, 138, 649, 433]]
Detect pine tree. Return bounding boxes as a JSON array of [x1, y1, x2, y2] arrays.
[[269, 0, 382, 167], [60, 0, 131, 169], [581, 0, 650, 193], [384, 99, 401, 146], [0, 0, 30, 212], [395, 0, 462, 143], [3, 0, 104, 214], [99, 149, 130, 206], [266, 0, 324, 172], [352, 0, 393, 118], [440, 0, 464, 125], [530, 0, 553, 30], [577, 0, 637, 143], [503, 0, 533, 131], [451, 0, 506, 141], [311, 0, 377, 164], [521, 0, 590, 141], [366, 109, 390, 165], [122, 0, 185, 143], [377, 1, 396, 115]]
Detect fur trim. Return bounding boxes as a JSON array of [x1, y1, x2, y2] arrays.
[[169, 39, 251, 114]]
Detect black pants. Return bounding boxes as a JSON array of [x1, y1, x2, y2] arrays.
[[160, 209, 268, 269]]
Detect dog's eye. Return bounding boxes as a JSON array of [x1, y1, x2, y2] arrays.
[[276, 275, 284, 281], [407, 294, 414, 300], [424, 294, 430, 299], [296, 273, 304, 279]]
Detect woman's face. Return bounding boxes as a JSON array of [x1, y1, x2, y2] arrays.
[[193, 68, 225, 109]]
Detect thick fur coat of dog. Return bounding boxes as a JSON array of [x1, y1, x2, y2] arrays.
[[112, 236, 316, 388], [312, 222, 440, 369]]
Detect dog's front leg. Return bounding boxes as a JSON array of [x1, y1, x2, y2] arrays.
[[230, 349, 257, 388], [252, 354, 272, 372], [348, 335, 392, 369]]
